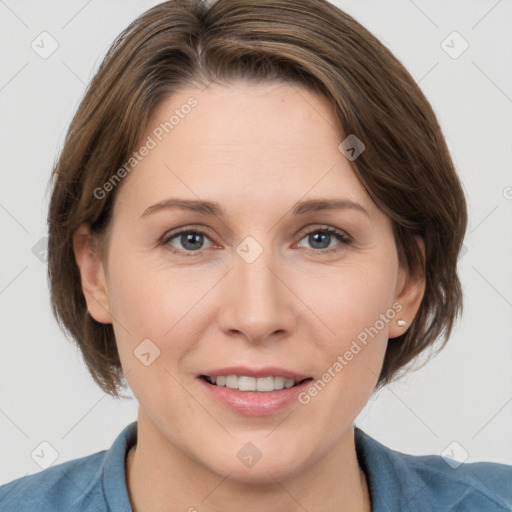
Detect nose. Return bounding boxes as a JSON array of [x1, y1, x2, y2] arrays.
[[217, 243, 297, 345]]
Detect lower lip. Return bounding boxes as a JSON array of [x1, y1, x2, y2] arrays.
[[198, 377, 312, 416]]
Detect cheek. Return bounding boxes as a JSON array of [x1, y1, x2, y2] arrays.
[[107, 246, 198, 336], [107, 259, 198, 417], [106, 246, 222, 391], [299, 257, 398, 344], [293, 258, 398, 408]]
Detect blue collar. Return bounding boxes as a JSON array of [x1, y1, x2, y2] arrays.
[[101, 422, 512, 512]]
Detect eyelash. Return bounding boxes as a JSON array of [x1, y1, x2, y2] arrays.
[[159, 224, 352, 258]]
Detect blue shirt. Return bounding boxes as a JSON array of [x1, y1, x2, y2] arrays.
[[1, 421, 511, 511]]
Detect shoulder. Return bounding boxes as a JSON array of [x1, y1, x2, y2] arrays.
[[355, 427, 512, 512], [0, 421, 136, 512], [400, 452, 512, 511], [0, 451, 108, 512]]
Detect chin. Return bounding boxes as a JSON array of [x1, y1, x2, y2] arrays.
[[216, 462, 300, 486], [201, 442, 308, 485]]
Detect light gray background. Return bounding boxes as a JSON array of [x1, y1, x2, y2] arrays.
[[1, 0, 511, 485]]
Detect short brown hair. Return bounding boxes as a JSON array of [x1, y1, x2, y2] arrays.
[[47, 0, 467, 397]]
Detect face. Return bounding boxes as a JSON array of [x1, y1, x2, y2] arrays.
[[78, 80, 422, 484]]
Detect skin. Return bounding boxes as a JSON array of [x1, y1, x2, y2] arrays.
[[74, 80, 425, 512]]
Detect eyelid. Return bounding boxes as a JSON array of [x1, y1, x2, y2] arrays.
[[295, 223, 352, 241], [160, 223, 353, 256], [160, 225, 214, 247]]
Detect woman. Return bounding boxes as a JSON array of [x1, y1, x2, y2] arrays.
[[1, 0, 510, 510]]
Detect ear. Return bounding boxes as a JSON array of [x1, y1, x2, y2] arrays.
[[73, 224, 112, 324], [388, 235, 426, 339]]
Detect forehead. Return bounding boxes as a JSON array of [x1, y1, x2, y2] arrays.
[[113, 81, 375, 218]]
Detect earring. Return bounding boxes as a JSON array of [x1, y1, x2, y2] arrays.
[[397, 319, 406, 327]]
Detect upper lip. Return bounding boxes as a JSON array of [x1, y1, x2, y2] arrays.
[[199, 366, 312, 381]]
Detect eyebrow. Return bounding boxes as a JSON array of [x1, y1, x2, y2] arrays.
[[141, 198, 370, 219]]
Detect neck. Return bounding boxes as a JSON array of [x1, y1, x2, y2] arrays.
[[126, 409, 371, 512]]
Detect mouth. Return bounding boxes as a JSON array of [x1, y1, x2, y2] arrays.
[[197, 368, 315, 416], [199, 375, 313, 392]]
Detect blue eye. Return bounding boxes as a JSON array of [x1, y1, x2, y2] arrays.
[[296, 226, 351, 253], [160, 225, 351, 257], [162, 228, 212, 256]]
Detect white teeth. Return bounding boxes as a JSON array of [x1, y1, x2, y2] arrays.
[[273, 376, 285, 390], [284, 378, 295, 389], [238, 376, 256, 391], [256, 376, 274, 392], [206, 375, 304, 392], [226, 375, 238, 389]]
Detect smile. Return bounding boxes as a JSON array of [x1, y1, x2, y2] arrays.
[[201, 375, 312, 392]]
